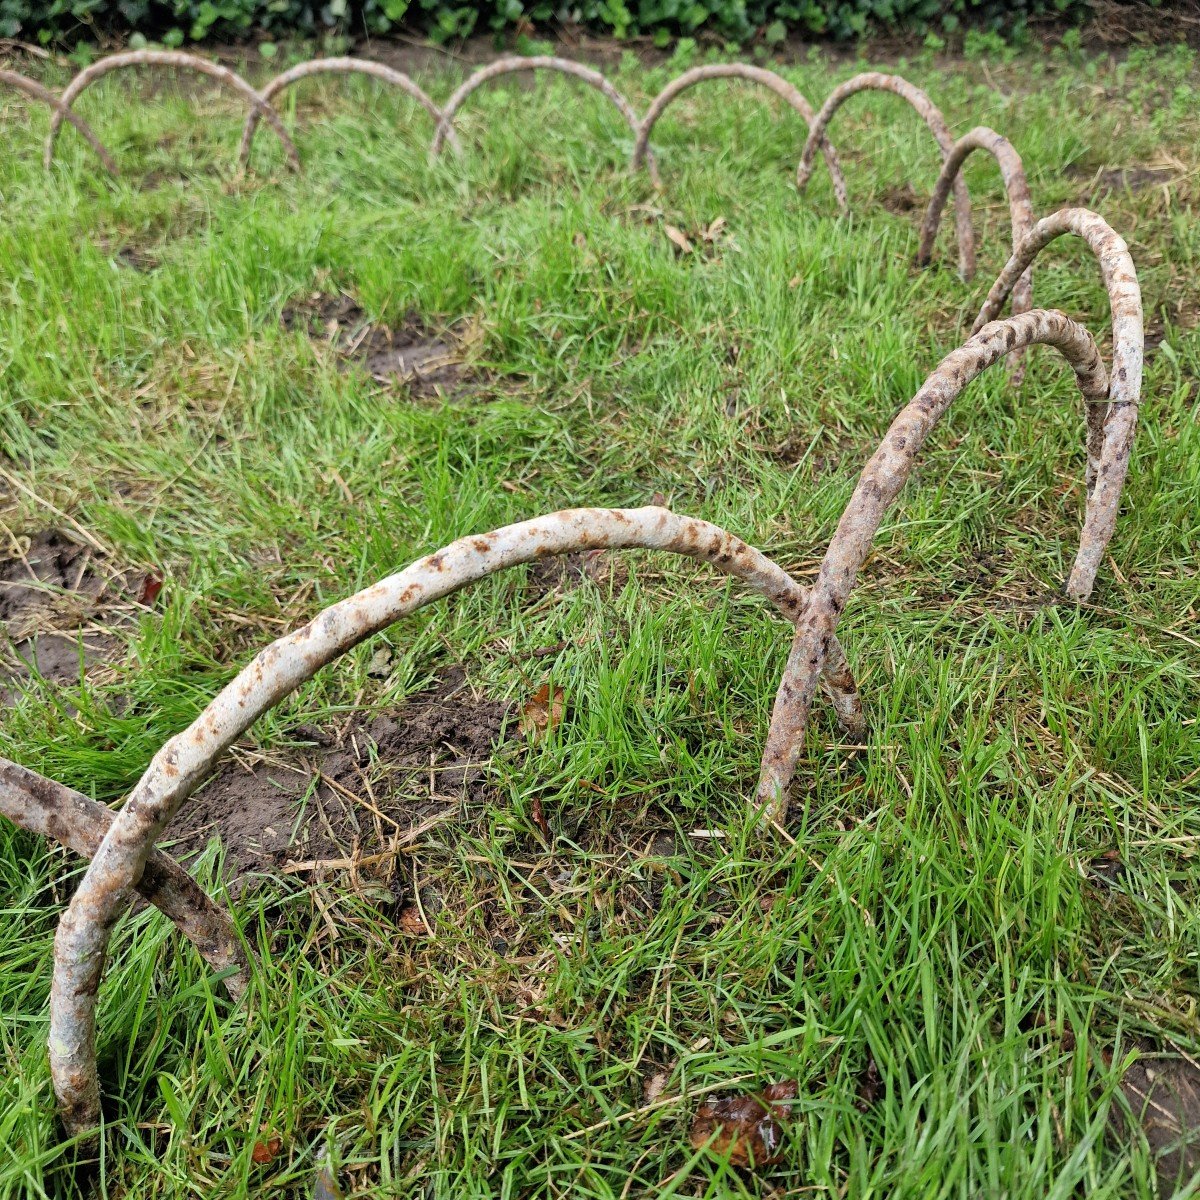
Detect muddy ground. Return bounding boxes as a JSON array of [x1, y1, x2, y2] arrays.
[[282, 290, 473, 397], [0, 528, 130, 696], [165, 665, 511, 885]]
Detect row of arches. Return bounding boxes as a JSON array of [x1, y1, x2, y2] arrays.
[[1, 54, 1143, 1148], [7, 52, 1028, 291]]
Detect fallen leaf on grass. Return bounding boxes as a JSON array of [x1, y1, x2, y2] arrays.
[[530, 794, 551, 840], [520, 683, 565, 742], [856, 1055, 884, 1111], [366, 646, 395, 679], [313, 1149, 344, 1199], [689, 1080, 798, 1168], [643, 1069, 669, 1106], [664, 224, 694, 255], [398, 905, 428, 936], [252, 1134, 282, 1165], [138, 573, 163, 606], [702, 216, 727, 243]]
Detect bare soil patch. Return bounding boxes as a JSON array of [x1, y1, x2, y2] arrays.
[[0, 530, 129, 693], [282, 291, 472, 397], [1108, 1043, 1200, 1192], [165, 666, 511, 884], [524, 548, 628, 599], [880, 181, 922, 214]]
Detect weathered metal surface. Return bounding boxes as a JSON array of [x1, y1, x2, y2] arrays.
[[0, 758, 248, 996], [796, 72, 976, 279], [237, 56, 457, 168], [46, 506, 861, 1133], [630, 64, 846, 211], [0, 68, 117, 175], [755, 309, 1111, 821], [918, 126, 1034, 379], [0, 58, 1147, 1147], [970, 208, 1143, 602], [428, 55, 658, 185], [43, 50, 299, 171], [918, 126, 1032, 286]]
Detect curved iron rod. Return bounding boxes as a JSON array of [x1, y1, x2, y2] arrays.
[[46, 505, 861, 1135], [0, 758, 248, 997], [0, 68, 117, 176], [428, 55, 659, 186], [797, 72, 976, 280], [43, 50, 299, 172], [237, 56, 458, 169], [970, 208, 1143, 602], [630, 63, 846, 211], [918, 126, 1035, 379], [755, 309, 1111, 820]]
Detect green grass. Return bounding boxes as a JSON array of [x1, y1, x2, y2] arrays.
[[1, 36, 1199, 1199]]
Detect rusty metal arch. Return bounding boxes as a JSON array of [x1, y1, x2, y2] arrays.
[[798, 72, 976, 280], [0, 68, 117, 175], [970, 208, 1143, 603], [631, 64, 847, 211], [238, 56, 459, 169], [43, 50, 299, 172], [917, 126, 1036, 380], [42, 506, 863, 1133], [756, 308, 1112, 817], [428, 55, 659, 186], [0, 759, 248, 994]]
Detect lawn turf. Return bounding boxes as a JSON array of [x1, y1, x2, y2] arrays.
[[1, 37, 1199, 1199]]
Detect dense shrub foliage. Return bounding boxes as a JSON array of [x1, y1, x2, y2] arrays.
[[0, 0, 1099, 49]]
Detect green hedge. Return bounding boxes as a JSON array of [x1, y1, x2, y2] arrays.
[[0, 0, 1091, 51]]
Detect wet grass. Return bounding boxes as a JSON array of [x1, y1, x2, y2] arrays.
[[1, 36, 1199, 1199]]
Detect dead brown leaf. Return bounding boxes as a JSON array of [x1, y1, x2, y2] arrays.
[[855, 1055, 883, 1111], [398, 905, 428, 936], [664, 224, 694, 256], [251, 1134, 282, 1165], [520, 683, 565, 742], [643, 1069, 670, 1106], [137, 572, 163, 606], [689, 1079, 798, 1169], [530, 794, 551, 841]]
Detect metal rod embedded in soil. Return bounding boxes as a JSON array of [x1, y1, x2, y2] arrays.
[[0, 69, 117, 176], [238, 57, 458, 169], [918, 126, 1034, 378], [47, 505, 862, 1136], [428, 56, 659, 186], [970, 208, 1143, 602], [797, 72, 976, 280], [755, 309, 1111, 822], [0, 758, 249, 997], [630, 64, 847, 212], [43, 50, 299, 172]]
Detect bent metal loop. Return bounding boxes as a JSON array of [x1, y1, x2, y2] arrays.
[[0, 50, 1142, 1140]]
